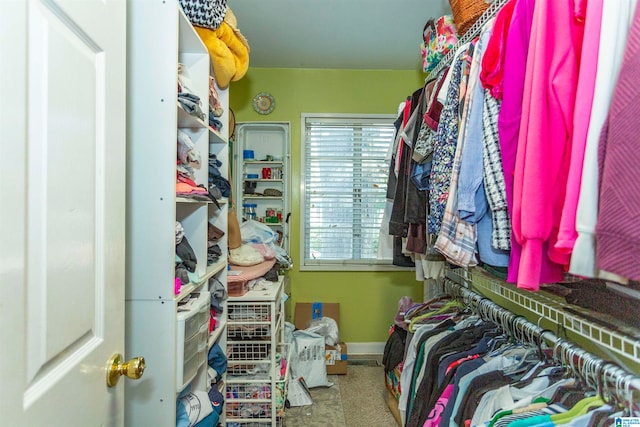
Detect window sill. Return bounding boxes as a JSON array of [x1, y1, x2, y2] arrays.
[[300, 262, 415, 272]]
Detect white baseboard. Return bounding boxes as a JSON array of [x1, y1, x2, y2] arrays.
[[346, 342, 385, 355]]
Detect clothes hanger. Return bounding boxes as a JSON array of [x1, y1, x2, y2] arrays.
[[408, 299, 466, 332], [536, 329, 556, 367], [548, 354, 607, 423], [499, 315, 543, 377], [546, 342, 586, 405], [580, 365, 627, 427], [486, 400, 550, 427], [549, 395, 605, 424], [404, 296, 452, 319]]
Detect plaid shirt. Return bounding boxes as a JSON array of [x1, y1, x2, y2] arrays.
[[482, 91, 512, 250]]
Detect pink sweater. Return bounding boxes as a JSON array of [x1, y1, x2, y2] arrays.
[[512, 0, 585, 290], [555, 0, 604, 266]]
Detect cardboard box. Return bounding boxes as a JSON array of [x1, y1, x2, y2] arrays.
[[325, 341, 348, 375], [294, 302, 348, 375]]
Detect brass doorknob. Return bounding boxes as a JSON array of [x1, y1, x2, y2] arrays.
[[106, 353, 146, 387]]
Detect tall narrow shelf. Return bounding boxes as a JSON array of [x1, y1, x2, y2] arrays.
[[125, 3, 229, 425], [234, 123, 291, 252]]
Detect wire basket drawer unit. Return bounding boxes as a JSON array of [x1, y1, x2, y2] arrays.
[[224, 421, 283, 427], [225, 277, 288, 426], [226, 301, 285, 351], [225, 343, 291, 427], [227, 341, 272, 362], [228, 323, 272, 340], [228, 302, 274, 324]]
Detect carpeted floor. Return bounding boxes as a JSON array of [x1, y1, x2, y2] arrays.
[[284, 363, 397, 427]]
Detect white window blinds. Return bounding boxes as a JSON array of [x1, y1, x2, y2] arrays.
[[302, 115, 395, 267]]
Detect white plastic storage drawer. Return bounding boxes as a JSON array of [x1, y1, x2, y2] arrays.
[[176, 291, 210, 391], [183, 323, 207, 361], [177, 291, 210, 341], [178, 351, 201, 393]]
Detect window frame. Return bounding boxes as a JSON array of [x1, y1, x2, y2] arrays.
[[299, 113, 409, 272]]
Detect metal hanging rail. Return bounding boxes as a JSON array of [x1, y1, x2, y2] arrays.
[[442, 276, 640, 407], [446, 267, 640, 367], [426, 0, 511, 81]]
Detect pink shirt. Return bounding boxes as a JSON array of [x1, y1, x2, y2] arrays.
[[497, 0, 535, 284], [512, 0, 586, 290], [422, 384, 453, 427], [554, 0, 604, 265]]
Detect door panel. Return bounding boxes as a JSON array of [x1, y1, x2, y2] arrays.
[[27, 0, 102, 386], [0, 0, 127, 425]]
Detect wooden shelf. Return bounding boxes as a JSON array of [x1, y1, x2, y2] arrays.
[[202, 259, 227, 282]]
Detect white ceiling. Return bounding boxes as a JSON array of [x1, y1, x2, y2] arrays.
[[227, 0, 451, 70]]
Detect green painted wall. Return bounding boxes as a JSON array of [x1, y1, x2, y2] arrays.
[[229, 67, 426, 344]]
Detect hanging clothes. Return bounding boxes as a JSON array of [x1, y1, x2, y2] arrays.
[[496, 0, 535, 284], [428, 44, 468, 237], [456, 23, 510, 269], [434, 40, 479, 267], [570, 0, 637, 280], [390, 293, 628, 427], [510, 0, 585, 290], [479, 0, 516, 100], [595, 1, 640, 281], [388, 0, 640, 288], [554, 0, 604, 266]]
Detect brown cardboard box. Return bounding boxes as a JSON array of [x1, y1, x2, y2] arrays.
[[294, 302, 348, 375], [325, 342, 348, 375]]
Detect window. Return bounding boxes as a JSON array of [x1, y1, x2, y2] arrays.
[[301, 114, 396, 270]]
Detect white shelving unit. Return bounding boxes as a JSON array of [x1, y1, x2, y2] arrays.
[[125, 2, 229, 425], [234, 123, 291, 252], [226, 276, 290, 426]]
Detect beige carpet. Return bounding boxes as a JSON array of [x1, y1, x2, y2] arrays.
[[284, 364, 397, 427]]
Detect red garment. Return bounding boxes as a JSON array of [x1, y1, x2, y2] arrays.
[[176, 182, 207, 195], [479, 0, 517, 99], [394, 98, 412, 176], [176, 172, 198, 188], [445, 353, 480, 376], [424, 67, 450, 131]]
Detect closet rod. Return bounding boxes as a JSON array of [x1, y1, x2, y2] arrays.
[[426, 0, 510, 81], [446, 267, 640, 366], [443, 278, 640, 407]]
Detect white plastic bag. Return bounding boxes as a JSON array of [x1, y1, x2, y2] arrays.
[[240, 219, 277, 245], [306, 316, 339, 347], [291, 330, 331, 388]]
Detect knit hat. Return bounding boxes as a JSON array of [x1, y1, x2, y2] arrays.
[[179, 0, 227, 30]]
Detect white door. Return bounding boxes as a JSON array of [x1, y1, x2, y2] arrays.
[[0, 0, 129, 425]]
